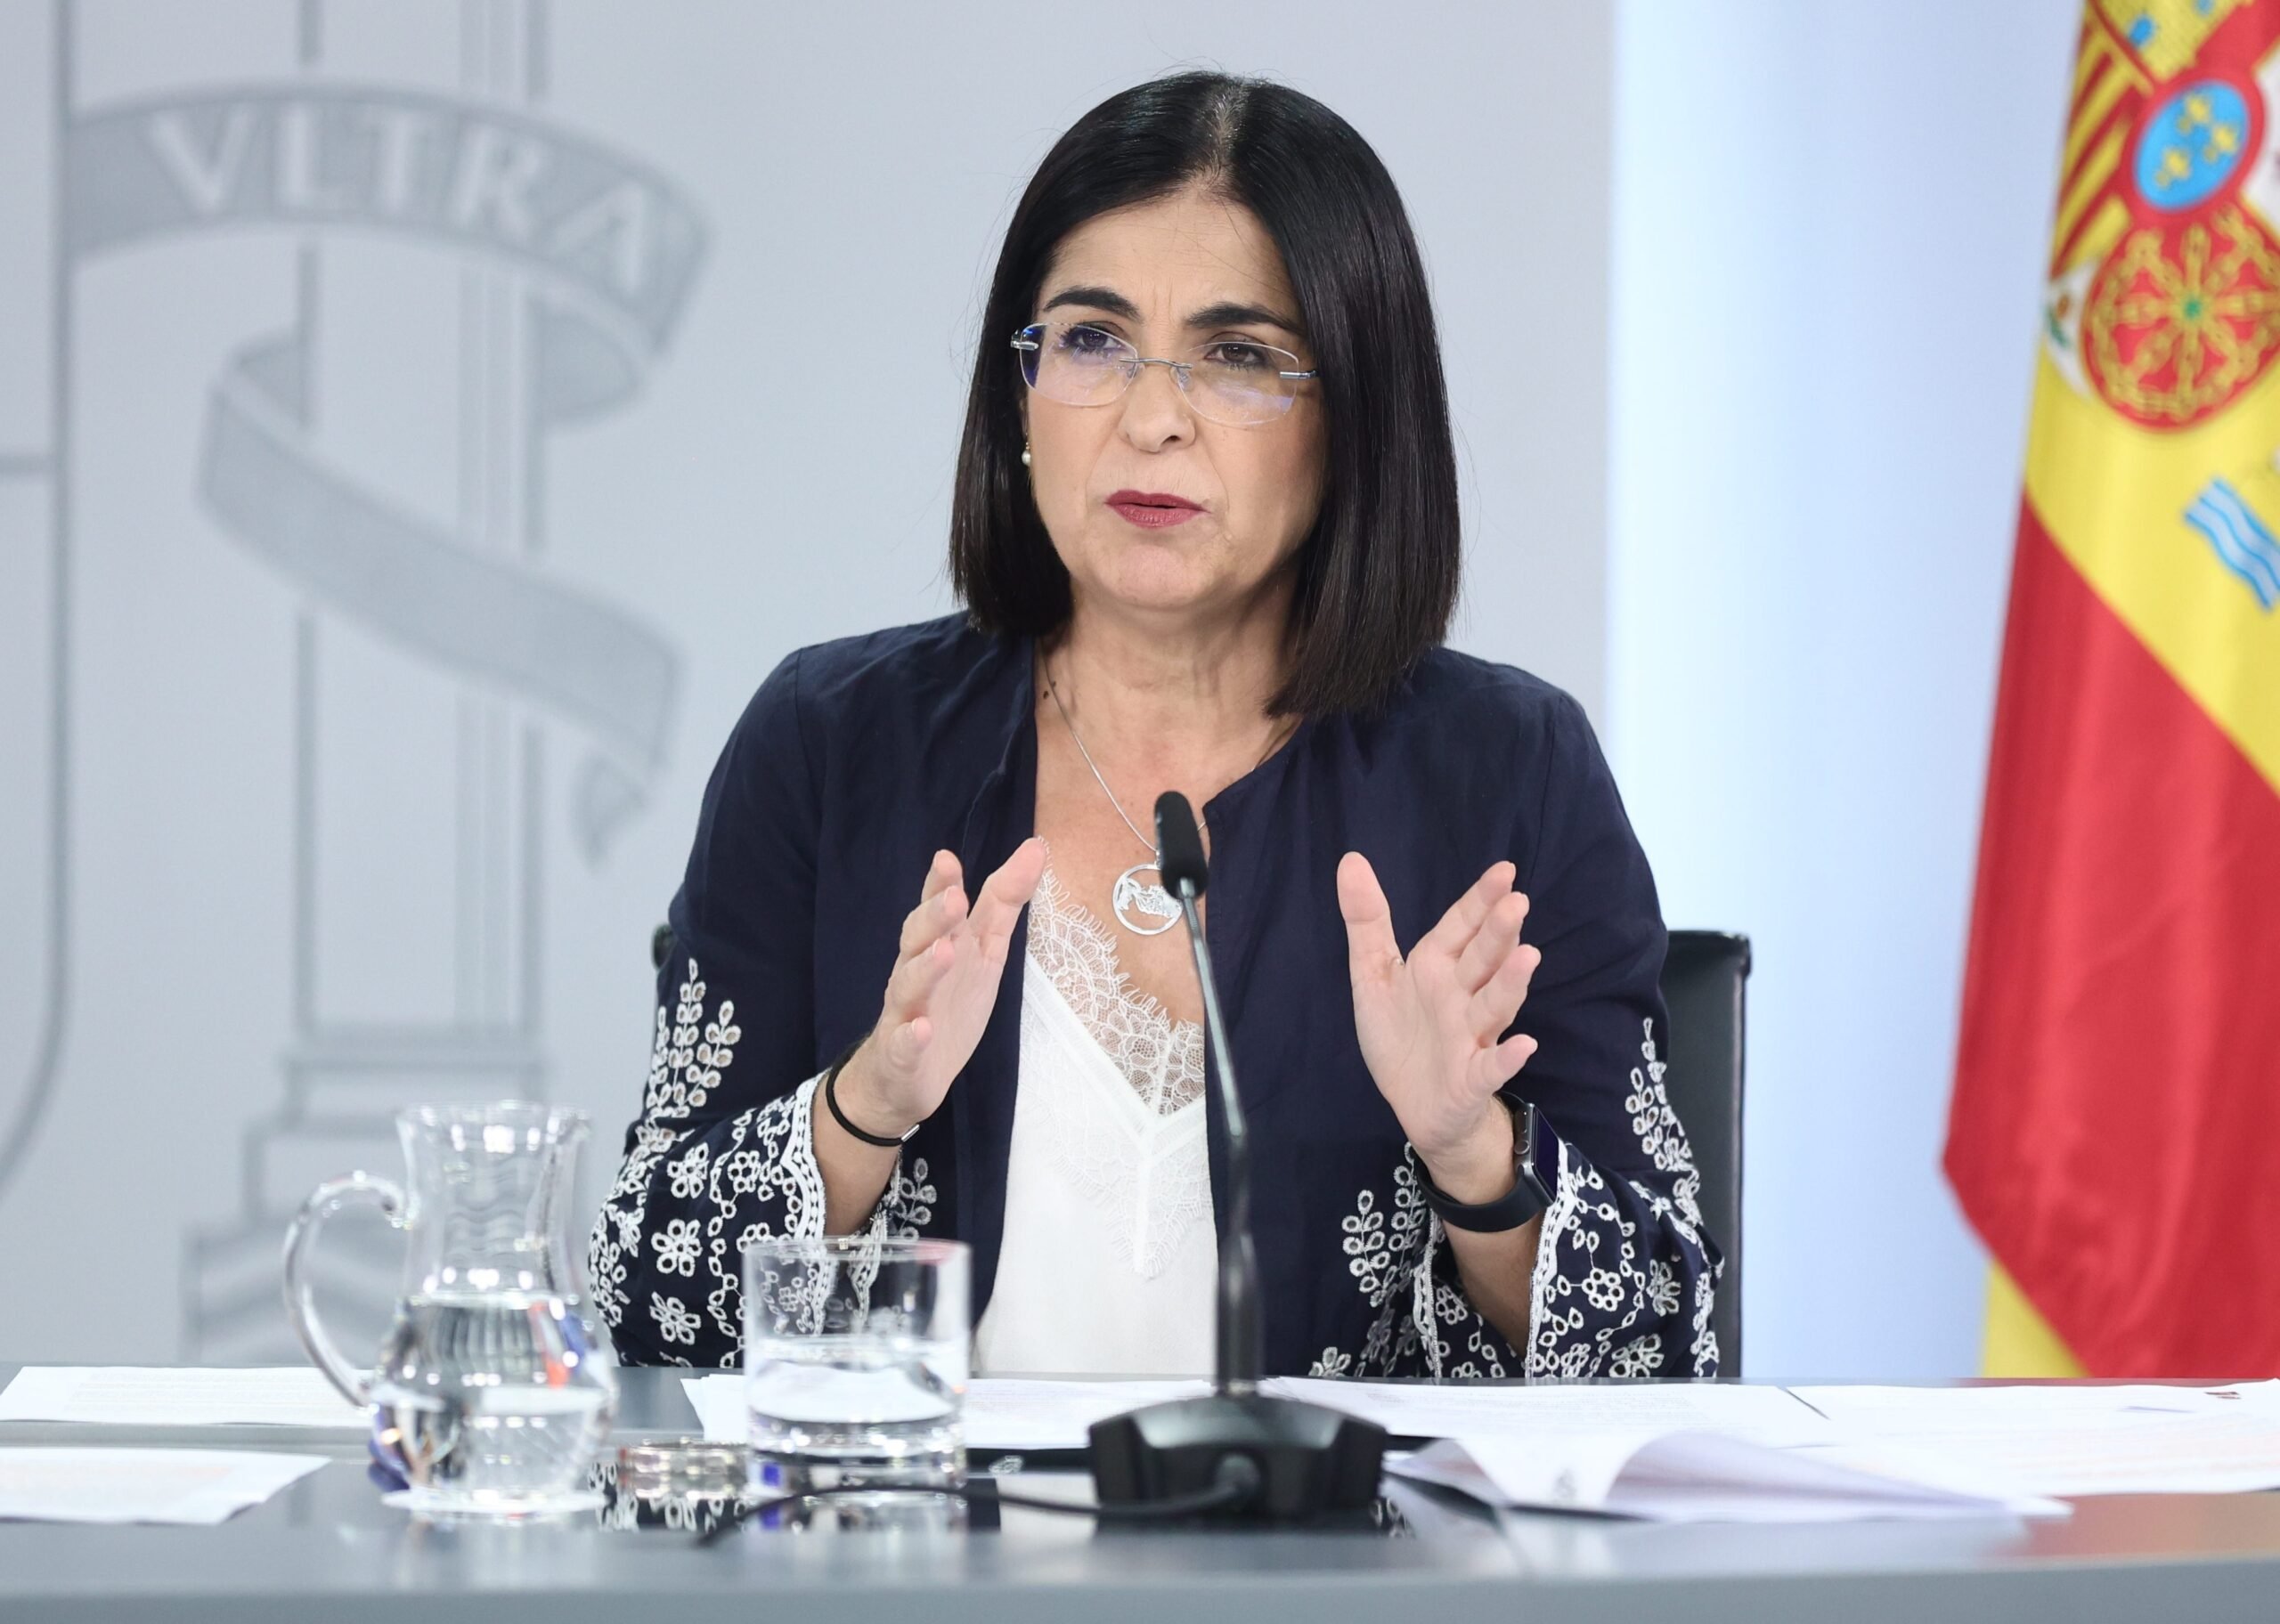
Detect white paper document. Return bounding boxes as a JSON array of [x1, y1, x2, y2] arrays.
[[1789, 1383, 2280, 1497], [0, 1367, 367, 1430], [1789, 1382, 2249, 1433], [685, 1374, 1210, 1450], [0, 1448, 328, 1524], [1388, 1433, 2068, 1524], [1265, 1376, 1838, 1449], [682, 1375, 743, 1441], [961, 1378, 1211, 1451]]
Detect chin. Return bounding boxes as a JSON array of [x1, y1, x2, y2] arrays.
[[1089, 561, 1226, 619]]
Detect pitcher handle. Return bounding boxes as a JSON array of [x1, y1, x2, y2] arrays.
[[281, 1172, 405, 1409]]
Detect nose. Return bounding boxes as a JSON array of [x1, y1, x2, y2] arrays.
[[1117, 356, 1196, 451]]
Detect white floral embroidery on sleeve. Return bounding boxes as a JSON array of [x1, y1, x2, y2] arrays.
[[590, 957, 929, 1369], [1311, 1019, 1721, 1383]]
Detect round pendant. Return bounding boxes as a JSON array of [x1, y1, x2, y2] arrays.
[[1112, 863, 1183, 936]]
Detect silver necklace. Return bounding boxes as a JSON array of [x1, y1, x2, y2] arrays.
[[1045, 666, 1282, 938]]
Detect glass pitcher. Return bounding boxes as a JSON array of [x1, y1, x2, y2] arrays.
[[283, 1100, 618, 1517]]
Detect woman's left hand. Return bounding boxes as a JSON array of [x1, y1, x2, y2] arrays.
[[1337, 854, 1542, 1188]]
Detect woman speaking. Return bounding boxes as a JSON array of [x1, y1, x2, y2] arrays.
[[591, 71, 1719, 1381]]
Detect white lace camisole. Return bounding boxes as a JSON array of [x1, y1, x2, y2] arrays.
[[971, 865, 1218, 1376]]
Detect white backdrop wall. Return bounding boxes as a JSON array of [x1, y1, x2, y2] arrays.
[[1609, 0, 2085, 1376], [0, 0, 1613, 1361]]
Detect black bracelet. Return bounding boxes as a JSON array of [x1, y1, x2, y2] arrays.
[[1415, 1096, 1552, 1233], [823, 1044, 916, 1149]]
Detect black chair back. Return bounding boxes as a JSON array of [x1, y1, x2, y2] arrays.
[[1658, 930, 1750, 1375]]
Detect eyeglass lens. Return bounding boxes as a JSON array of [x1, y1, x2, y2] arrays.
[[1014, 322, 1307, 426]]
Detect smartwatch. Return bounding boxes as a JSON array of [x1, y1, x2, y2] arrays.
[[1416, 1093, 1552, 1233]]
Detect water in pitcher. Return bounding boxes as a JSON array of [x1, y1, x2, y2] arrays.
[[369, 1291, 615, 1512], [285, 1102, 618, 1518]]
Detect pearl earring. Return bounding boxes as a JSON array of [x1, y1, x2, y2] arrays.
[[1021, 440, 1032, 467]]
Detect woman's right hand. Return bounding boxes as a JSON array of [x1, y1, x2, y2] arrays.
[[833, 837, 1047, 1141]]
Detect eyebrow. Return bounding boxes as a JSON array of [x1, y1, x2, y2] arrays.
[[1039, 283, 1305, 337]]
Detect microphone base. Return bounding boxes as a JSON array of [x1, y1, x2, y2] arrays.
[[1088, 1393, 1388, 1522]]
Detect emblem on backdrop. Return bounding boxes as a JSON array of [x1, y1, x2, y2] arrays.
[[1, 0, 708, 1358]]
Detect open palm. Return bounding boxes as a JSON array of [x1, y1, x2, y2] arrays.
[[844, 838, 1047, 1133], [1337, 853, 1541, 1165]]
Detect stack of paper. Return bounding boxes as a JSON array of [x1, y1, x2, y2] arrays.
[[1269, 1378, 2062, 1522], [1387, 1431, 2065, 1522], [0, 1448, 328, 1524], [0, 1367, 366, 1430]]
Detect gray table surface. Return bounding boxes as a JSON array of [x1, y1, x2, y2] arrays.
[[5, 1365, 2280, 1623]]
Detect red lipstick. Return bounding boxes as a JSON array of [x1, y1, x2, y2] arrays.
[[1106, 489, 1204, 529]]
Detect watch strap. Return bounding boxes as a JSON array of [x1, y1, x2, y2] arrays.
[[1416, 1094, 1552, 1233]]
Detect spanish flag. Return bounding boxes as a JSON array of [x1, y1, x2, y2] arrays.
[[1946, 0, 2280, 1377]]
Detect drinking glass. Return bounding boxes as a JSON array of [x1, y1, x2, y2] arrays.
[[283, 1101, 618, 1518], [743, 1236, 969, 1497]]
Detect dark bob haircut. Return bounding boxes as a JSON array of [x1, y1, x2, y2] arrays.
[[949, 70, 1461, 717]]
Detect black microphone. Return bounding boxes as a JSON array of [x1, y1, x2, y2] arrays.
[[1086, 792, 1387, 1522], [1152, 791, 1209, 897], [1151, 792, 1259, 1390]]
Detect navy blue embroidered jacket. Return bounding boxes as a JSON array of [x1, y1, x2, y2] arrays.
[[590, 615, 1722, 1378]]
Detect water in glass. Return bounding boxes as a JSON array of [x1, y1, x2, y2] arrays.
[[744, 1236, 969, 1495]]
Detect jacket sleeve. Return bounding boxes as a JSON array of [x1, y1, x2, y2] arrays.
[[1348, 692, 1724, 1381], [1506, 691, 1722, 1377], [587, 650, 929, 1368]]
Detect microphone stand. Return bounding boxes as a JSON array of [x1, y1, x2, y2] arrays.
[[1086, 794, 1388, 1522]]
